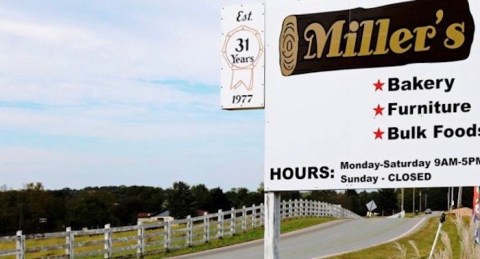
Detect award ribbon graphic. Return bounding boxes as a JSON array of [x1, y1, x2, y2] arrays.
[[222, 25, 264, 91]]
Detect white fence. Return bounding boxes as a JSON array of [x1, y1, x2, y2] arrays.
[[0, 200, 359, 258]]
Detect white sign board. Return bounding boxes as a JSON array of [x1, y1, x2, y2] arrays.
[[264, 0, 479, 191], [221, 3, 265, 110]]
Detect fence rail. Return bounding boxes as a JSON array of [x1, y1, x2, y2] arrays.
[[0, 200, 359, 258]]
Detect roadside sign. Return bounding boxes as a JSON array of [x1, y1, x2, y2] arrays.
[[221, 3, 265, 110], [366, 201, 377, 212], [264, 0, 479, 191]]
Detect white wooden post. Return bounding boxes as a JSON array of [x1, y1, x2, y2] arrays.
[[65, 227, 74, 259], [137, 222, 145, 257], [203, 212, 209, 243], [164, 221, 171, 251], [308, 201, 315, 216], [217, 209, 223, 239], [260, 203, 265, 227], [285, 200, 292, 218], [242, 206, 247, 232], [16, 230, 25, 259], [307, 200, 310, 216], [301, 199, 305, 216], [186, 216, 192, 247], [252, 205, 257, 228], [294, 199, 298, 217], [230, 208, 236, 235], [264, 192, 281, 259], [312, 201, 316, 217], [104, 224, 112, 259]]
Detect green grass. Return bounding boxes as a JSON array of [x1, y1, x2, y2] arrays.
[[329, 214, 465, 259], [153, 217, 336, 258]]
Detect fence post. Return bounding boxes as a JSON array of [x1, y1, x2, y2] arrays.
[[242, 206, 247, 232], [301, 199, 306, 216], [164, 220, 171, 252], [298, 199, 302, 217], [306, 200, 309, 216], [186, 216, 192, 247], [252, 205, 257, 228], [260, 203, 265, 227], [15, 230, 25, 259], [65, 227, 74, 259], [203, 212, 209, 243], [292, 199, 298, 218], [104, 224, 112, 258], [286, 200, 291, 218], [312, 201, 316, 217], [311, 201, 315, 217], [230, 208, 236, 236], [136, 222, 145, 257], [217, 209, 223, 239]]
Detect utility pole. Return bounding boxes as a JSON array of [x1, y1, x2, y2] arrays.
[[457, 186, 463, 208], [447, 187, 450, 211], [413, 188, 415, 214], [419, 190, 422, 212], [425, 193, 428, 209], [401, 188, 404, 212], [451, 187, 455, 210]]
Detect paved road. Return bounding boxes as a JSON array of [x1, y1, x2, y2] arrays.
[[173, 215, 436, 259]]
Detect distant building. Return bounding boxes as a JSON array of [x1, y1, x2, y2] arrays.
[[136, 210, 174, 224]]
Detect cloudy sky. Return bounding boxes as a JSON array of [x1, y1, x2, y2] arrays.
[[0, 0, 264, 190]]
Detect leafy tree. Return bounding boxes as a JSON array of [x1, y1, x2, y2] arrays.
[[377, 189, 398, 215], [341, 190, 361, 214], [68, 191, 119, 229], [165, 182, 195, 219], [191, 184, 211, 211], [280, 191, 302, 201], [206, 187, 231, 212], [305, 190, 338, 204]]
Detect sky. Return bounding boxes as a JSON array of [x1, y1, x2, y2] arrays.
[[0, 0, 264, 191]]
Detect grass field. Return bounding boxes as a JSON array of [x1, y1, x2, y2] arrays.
[[0, 217, 336, 259]]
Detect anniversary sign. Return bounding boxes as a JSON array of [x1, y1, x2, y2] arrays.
[[279, 0, 475, 76]]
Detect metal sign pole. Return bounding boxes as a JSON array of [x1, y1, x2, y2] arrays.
[[264, 192, 281, 259], [429, 213, 446, 259]]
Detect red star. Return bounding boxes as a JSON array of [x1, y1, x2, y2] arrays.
[[373, 128, 384, 139], [374, 104, 385, 116], [373, 79, 384, 91]]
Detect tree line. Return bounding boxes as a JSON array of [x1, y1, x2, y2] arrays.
[[0, 182, 473, 236]]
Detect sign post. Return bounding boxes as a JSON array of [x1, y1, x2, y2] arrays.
[[264, 192, 281, 259], [366, 200, 377, 217]]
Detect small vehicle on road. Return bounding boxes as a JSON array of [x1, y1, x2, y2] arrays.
[[425, 208, 432, 214]]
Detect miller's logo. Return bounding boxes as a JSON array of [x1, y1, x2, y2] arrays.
[[279, 0, 475, 76]]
